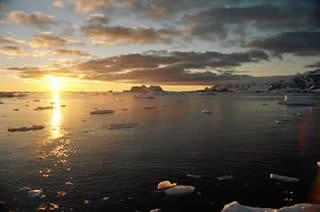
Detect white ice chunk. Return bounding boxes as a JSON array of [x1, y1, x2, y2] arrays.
[[157, 181, 177, 190], [216, 175, 233, 181], [221, 201, 320, 212], [108, 122, 138, 129], [27, 189, 43, 198], [201, 109, 213, 114], [186, 174, 201, 179], [150, 208, 161, 212], [270, 173, 300, 182], [279, 95, 315, 106], [8, 125, 45, 132], [90, 109, 114, 115], [164, 185, 195, 196]]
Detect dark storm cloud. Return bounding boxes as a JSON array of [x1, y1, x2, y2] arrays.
[[2, 50, 268, 84], [247, 31, 320, 56]]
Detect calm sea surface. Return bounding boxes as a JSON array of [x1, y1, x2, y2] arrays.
[[0, 92, 320, 211]]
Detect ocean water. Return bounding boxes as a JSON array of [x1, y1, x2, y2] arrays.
[[0, 92, 319, 211]]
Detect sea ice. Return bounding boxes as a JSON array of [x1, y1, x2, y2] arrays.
[[157, 181, 177, 190], [8, 125, 45, 132], [34, 106, 54, 110], [279, 95, 315, 106], [164, 185, 195, 196], [221, 201, 320, 212], [201, 109, 213, 114], [144, 105, 157, 109], [90, 110, 114, 114], [186, 174, 201, 179], [216, 175, 233, 181], [108, 122, 138, 129], [270, 173, 300, 182]]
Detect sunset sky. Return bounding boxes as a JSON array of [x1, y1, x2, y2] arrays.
[[0, 0, 319, 91]]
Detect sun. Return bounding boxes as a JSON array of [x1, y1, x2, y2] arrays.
[[47, 75, 62, 91]]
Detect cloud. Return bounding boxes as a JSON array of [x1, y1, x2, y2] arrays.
[[87, 13, 109, 25], [52, 1, 64, 8], [305, 61, 320, 68], [0, 36, 25, 45], [247, 31, 320, 56], [1, 50, 268, 84], [81, 24, 182, 45], [72, 0, 113, 13], [50, 48, 91, 56], [8, 11, 56, 29], [29, 32, 69, 48], [0, 45, 35, 56], [74, 50, 268, 84]]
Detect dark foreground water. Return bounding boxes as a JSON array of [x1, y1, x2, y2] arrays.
[[0, 92, 320, 212]]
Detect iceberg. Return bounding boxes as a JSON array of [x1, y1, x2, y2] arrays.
[[90, 109, 114, 115], [221, 201, 320, 212], [8, 125, 45, 132], [157, 181, 177, 190], [270, 173, 300, 182], [164, 185, 195, 196], [108, 122, 138, 129], [279, 95, 316, 106], [201, 109, 213, 114]]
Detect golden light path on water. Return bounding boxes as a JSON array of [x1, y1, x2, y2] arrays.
[[39, 92, 72, 178]]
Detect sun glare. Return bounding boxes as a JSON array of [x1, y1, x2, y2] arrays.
[[47, 75, 62, 91]]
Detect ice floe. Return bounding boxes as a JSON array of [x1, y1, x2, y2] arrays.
[[279, 95, 316, 106], [270, 173, 300, 182], [201, 109, 213, 114], [274, 120, 281, 125], [27, 189, 43, 198], [186, 174, 201, 179], [49, 203, 59, 209], [108, 122, 138, 129], [90, 109, 114, 115], [57, 191, 67, 197], [164, 185, 195, 196], [135, 95, 155, 100], [103, 196, 110, 201], [157, 181, 177, 190], [34, 106, 54, 111], [8, 125, 45, 132], [150, 208, 161, 212], [216, 175, 233, 181], [144, 105, 157, 109], [221, 201, 320, 212]]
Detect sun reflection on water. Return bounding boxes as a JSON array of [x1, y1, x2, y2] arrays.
[[38, 92, 73, 178]]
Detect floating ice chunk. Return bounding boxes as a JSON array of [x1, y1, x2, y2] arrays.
[[279, 95, 315, 106], [90, 109, 114, 115], [221, 201, 320, 212], [164, 185, 195, 196], [270, 173, 300, 182], [157, 181, 177, 190], [186, 174, 201, 179], [8, 125, 45, 132], [49, 203, 59, 209], [27, 189, 43, 198], [103, 196, 110, 201], [274, 120, 281, 125], [57, 191, 67, 197], [108, 122, 138, 129], [34, 106, 54, 111], [201, 109, 213, 114], [17, 186, 32, 192], [144, 105, 157, 109], [135, 95, 155, 100], [65, 181, 73, 185], [150, 208, 161, 212], [216, 175, 233, 181]]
